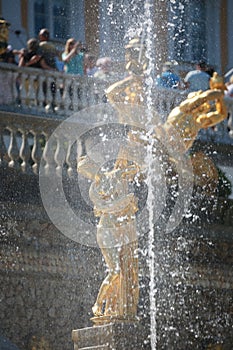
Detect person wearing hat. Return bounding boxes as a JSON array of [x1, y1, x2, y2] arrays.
[[156, 61, 181, 89]]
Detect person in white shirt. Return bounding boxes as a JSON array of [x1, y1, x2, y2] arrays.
[[184, 61, 210, 92]]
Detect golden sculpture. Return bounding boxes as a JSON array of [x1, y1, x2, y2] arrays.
[[78, 151, 140, 322], [77, 37, 227, 324], [0, 18, 10, 57], [163, 74, 227, 152]]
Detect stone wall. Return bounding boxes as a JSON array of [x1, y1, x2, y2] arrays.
[[0, 168, 104, 350], [0, 212, 104, 350]]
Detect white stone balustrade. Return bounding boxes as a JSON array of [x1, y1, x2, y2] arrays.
[[0, 62, 110, 115], [0, 63, 233, 177], [0, 109, 232, 178], [0, 112, 60, 175]]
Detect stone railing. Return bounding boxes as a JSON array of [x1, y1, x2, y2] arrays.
[[0, 112, 60, 175], [0, 62, 111, 116], [0, 63, 233, 177], [0, 109, 232, 179], [0, 62, 188, 118], [1, 61, 233, 128]]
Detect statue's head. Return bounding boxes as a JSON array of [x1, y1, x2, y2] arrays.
[[0, 18, 10, 55], [124, 37, 147, 75]]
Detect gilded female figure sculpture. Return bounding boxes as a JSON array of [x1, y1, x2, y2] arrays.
[[0, 17, 10, 59], [77, 37, 227, 324], [78, 38, 147, 322], [78, 150, 140, 321]]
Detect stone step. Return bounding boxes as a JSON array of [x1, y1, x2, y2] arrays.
[[77, 346, 109, 350], [72, 324, 112, 348], [72, 322, 150, 350]]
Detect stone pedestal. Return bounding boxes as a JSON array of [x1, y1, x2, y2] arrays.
[[72, 322, 150, 350]]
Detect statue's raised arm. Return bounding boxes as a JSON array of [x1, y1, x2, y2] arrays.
[[164, 72, 227, 151]]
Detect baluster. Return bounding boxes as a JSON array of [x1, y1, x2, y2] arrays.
[[78, 77, 84, 110], [52, 75, 58, 111], [27, 73, 35, 106], [86, 78, 92, 107], [31, 72, 40, 106], [44, 75, 55, 112], [12, 71, 20, 104], [54, 134, 65, 176], [66, 139, 77, 177], [62, 77, 70, 112], [42, 133, 57, 175], [7, 127, 20, 169], [31, 132, 43, 174], [73, 78, 79, 111], [86, 79, 91, 106], [87, 78, 95, 106], [38, 75, 47, 108], [93, 79, 101, 104], [36, 74, 43, 108], [15, 72, 22, 105], [20, 71, 29, 107], [0, 126, 7, 167], [81, 77, 88, 108], [24, 74, 31, 106], [55, 76, 64, 113], [19, 129, 31, 173], [44, 76, 51, 110], [68, 78, 75, 111]]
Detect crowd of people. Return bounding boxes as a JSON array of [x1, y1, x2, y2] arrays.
[[0, 24, 117, 110], [0, 26, 113, 81], [155, 60, 214, 92], [1, 21, 233, 106], [155, 58, 233, 118]]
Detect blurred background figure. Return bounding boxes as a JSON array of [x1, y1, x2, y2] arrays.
[[184, 61, 210, 92], [205, 64, 215, 77], [62, 38, 86, 110], [38, 28, 60, 111], [85, 54, 98, 77], [18, 38, 54, 69], [225, 74, 233, 98], [17, 37, 55, 104], [38, 28, 60, 70], [94, 56, 114, 80], [93, 56, 114, 103], [156, 61, 181, 89], [62, 38, 85, 76]]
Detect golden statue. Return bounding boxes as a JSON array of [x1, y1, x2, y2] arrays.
[[77, 37, 228, 324], [163, 73, 227, 152], [78, 150, 140, 322], [0, 17, 10, 58], [78, 39, 149, 323]]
